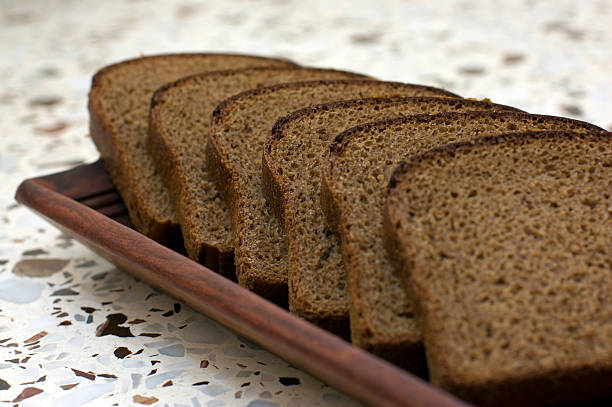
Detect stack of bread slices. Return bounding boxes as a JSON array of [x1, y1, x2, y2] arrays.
[[88, 53, 612, 407]]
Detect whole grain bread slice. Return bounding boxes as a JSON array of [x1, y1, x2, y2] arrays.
[[383, 131, 612, 407], [262, 97, 517, 347], [208, 80, 458, 315], [88, 53, 296, 246], [320, 111, 608, 368], [148, 67, 368, 276]]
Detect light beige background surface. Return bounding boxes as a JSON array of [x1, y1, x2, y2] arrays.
[[1, 1, 611, 406]]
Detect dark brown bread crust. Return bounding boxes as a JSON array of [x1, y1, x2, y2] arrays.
[[268, 96, 517, 143], [90, 52, 297, 90], [211, 79, 458, 123], [328, 111, 606, 156], [260, 150, 287, 230], [206, 121, 289, 304], [88, 53, 297, 249], [383, 131, 612, 406]]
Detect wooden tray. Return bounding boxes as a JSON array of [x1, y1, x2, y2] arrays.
[[14, 160, 471, 407]]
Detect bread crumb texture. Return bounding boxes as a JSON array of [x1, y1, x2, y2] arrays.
[[324, 111, 606, 353], [386, 131, 612, 406], [209, 81, 454, 302], [266, 97, 515, 347], [151, 68, 368, 262]]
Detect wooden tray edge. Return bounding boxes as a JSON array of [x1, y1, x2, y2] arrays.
[[14, 161, 470, 407]]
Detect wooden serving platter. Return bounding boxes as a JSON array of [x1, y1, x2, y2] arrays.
[[14, 160, 471, 407]]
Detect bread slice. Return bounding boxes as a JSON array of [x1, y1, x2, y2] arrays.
[[88, 53, 296, 245], [262, 97, 517, 348], [320, 111, 608, 367], [148, 67, 368, 276], [383, 131, 612, 407], [208, 80, 458, 314]]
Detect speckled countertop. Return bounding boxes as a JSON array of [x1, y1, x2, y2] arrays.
[[1, 1, 611, 406]]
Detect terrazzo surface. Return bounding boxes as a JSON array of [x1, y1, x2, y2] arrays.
[[1, 0, 611, 405]]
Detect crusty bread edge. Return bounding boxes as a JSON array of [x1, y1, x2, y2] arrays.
[[88, 53, 298, 246], [88, 82, 182, 247], [383, 131, 612, 406], [147, 93, 184, 226], [147, 67, 315, 275], [320, 116, 434, 352], [207, 106, 289, 306], [261, 98, 447, 332], [206, 77, 386, 307], [262, 115, 353, 338], [320, 149, 427, 372], [91, 53, 298, 84], [148, 99, 236, 273]]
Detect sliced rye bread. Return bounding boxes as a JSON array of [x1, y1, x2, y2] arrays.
[[88, 53, 296, 246], [320, 111, 608, 368], [208, 80, 458, 316], [148, 67, 368, 276], [383, 131, 612, 407], [262, 97, 518, 349]]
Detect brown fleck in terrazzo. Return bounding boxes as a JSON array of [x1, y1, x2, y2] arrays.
[[543, 20, 585, 40], [350, 31, 382, 44], [75, 260, 97, 268], [28, 96, 62, 107], [24, 331, 47, 343], [458, 65, 486, 75], [139, 333, 160, 338], [21, 248, 49, 256], [71, 368, 96, 381], [502, 53, 525, 65], [133, 394, 159, 405], [175, 4, 200, 19], [128, 318, 146, 324], [34, 121, 68, 134], [12, 386, 43, 402], [51, 288, 78, 296], [96, 313, 134, 337], [12, 258, 69, 277], [193, 381, 209, 386]]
